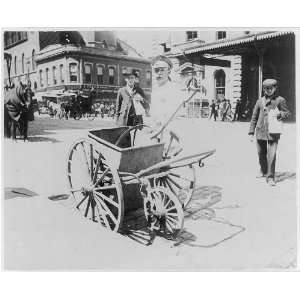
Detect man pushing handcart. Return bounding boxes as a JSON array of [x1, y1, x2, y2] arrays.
[[66, 56, 216, 239]]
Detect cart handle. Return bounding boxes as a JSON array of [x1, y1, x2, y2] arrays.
[[114, 124, 151, 147], [150, 89, 199, 140], [135, 149, 216, 178]]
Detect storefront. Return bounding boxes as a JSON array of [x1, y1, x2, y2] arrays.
[[169, 31, 296, 121]]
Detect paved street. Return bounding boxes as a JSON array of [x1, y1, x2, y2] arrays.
[[3, 114, 297, 270]]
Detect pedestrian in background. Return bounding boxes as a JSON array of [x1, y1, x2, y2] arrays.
[[222, 99, 232, 121], [115, 70, 146, 126], [248, 79, 290, 186], [233, 99, 242, 121], [209, 99, 217, 121]]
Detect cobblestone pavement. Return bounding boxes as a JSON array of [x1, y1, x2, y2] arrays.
[[3, 115, 297, 270]]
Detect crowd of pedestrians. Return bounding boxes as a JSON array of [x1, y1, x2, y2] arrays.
[[209, 98, 243, 122]]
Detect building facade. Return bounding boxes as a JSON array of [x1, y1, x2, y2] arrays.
[[154, 30, 295, 120], [4, 31, 152, 103]]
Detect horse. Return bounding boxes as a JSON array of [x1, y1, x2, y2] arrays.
[[4, 82, 33, 141]]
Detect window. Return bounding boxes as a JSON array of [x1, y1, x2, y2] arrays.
[[4, 31, 28, 49], [186, 31, 198, 41], [59, 64, 64, 83], [146, 70, 151, 86], [53, 66, 57, 85], [122, 66, 128, 75], [39, 70, 43, 87], [97, 65, 104, 84], [84, 64, 92, 83], [22, 53, 25, 74], [32, 49, 36, 71], [69, 63, 78, 82], [26, 61, 30, 73], [108, 67, 115, 85], [46, 68, 49, 86], [214, 69, 226, 100], [216, 31, 226, 40]]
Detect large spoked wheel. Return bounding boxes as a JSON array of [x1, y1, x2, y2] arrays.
[[154, 164, 196, 209], [87, 106, 97, 121], [67, 139, 124, 232], [144, 187, 184, 238]]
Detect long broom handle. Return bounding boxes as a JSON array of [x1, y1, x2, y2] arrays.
[[150, 89, 199, 139]]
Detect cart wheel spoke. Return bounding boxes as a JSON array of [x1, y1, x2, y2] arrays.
[[95, 199, 110, 228], [94, 194, 117, 224], [94, 184, 117, 191], [90, 144, 94, 179], [94, 191, 119, 208], [84, 195, 91, 217], [75, 194, 88, 210], [94, 168, 110, 187], [92, 154, 105, 183]]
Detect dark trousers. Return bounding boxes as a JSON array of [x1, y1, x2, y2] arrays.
[[256, 139, 278, 180], [210, 110, 217, 121]]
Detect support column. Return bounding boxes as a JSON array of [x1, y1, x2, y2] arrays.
[[79, 58, 84, 85], [258, 50, 264, 98]]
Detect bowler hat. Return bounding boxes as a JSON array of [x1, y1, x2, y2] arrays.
[[125, 70, 139, 77]]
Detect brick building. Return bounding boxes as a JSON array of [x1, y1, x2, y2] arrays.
[[4, 31, 152, 104]]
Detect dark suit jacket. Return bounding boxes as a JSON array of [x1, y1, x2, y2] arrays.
[[248, 95, 290, 140], [115, 85, 147, 126]]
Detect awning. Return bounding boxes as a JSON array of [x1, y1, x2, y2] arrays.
[[178, 31, 294, 55]]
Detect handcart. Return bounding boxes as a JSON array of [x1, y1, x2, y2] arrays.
[[66, 90, 216, 238]]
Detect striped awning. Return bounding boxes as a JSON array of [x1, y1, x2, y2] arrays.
[[181, 31, 294, 55]]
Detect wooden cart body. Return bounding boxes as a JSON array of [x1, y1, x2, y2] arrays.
[[88, 127, 164, 174]]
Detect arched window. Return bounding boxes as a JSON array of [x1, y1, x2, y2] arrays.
[[14, 56, 17, 75], [32, 49, 36, 70], [22, 53, 25, 74], [214, 69, 226, 100], [108, 66, 115, 85]]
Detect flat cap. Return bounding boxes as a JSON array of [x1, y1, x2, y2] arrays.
[[263, 79, 278, 87], [152, 55, 173, 69]]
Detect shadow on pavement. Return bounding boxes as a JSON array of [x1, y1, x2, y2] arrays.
[[275, 171, 296, 183], [120, 185, 245, 248], [5, 187, 39, 200], [50, 185, 245, 248], [28, 136, 61, 143]]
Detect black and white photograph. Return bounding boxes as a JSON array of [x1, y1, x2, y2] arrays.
[[2, 28, 298, 271]]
